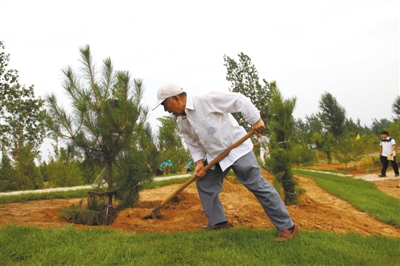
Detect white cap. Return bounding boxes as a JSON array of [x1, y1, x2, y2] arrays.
[[151, 82, 184, 111]]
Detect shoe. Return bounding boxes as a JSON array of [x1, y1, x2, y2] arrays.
[[276, 224, 299, 242], [378, 175, 386, 178], [395, 174, 399, 177], [201, 221, 230, 230]]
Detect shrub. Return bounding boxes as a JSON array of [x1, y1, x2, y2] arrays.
[[291, 143, 317, 166], [60, 190, 118, 225], [360, 156, 382, 173]]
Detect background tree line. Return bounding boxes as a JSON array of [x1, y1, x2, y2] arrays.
[[1, 41, 399, 197]]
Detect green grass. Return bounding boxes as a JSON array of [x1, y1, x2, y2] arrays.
[[294, 169, 400, 226], [297, 168, 350, 174], [143, 177, 191, 189], [0, 189, 88, 204], [0, 225, 399, 266]]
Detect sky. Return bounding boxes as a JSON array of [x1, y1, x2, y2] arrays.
[[0, 0, 399, 162]]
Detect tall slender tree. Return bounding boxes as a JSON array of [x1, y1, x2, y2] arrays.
[[371, 118, 390, 137], [316, 92, 346, 163], [318, 92, 346, 138], [14, 144, 44, 189], [0, 41, 47, 157], [266, 83, 299, 205], [223, 53, 271, 133], [392, 95, 400, 121], [305, 114, 324, 136], [0, 153, 19, 191]]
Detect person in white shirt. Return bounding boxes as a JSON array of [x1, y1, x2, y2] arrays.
[[379, 130, 399, 177], [254, 135, 270, 166], [151, 82, 298, 241]]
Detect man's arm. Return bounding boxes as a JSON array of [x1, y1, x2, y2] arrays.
[[208, 91, 261, 126], [194, 159, 206, 178], [208, 92, 267, 137]]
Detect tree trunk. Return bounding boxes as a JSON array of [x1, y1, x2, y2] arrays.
[[327, 151, 332, 164], [106, 161, 113, 224], [279, 147, 299, 205]]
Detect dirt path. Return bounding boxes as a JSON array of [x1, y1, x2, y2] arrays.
[[1, 168, 399, 237]]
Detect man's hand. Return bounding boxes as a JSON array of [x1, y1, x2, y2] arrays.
[[252, 118, 266, 138], [194, 160, 206, 178]]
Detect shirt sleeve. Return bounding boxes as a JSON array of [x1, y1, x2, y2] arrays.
[[181, 132, 206, 163], [207, 91, 260, 125], [178, 117, 206, 163]]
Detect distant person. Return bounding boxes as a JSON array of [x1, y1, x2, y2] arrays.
[[254, 135, 270, 166], [379, 130, 399, 177], [151, 82, 298, 241], [186, 159, 194, 172], [160, 160, 174, 175]]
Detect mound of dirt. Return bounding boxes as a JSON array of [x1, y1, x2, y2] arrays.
[[1, 167, 399, 237]]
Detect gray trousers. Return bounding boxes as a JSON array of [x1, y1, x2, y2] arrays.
[[196, 151, 294, 231]]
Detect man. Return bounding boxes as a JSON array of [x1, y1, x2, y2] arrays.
[[160, 159, 174, 175], [379, 130, 399, 177], [254, 135, 270, 166], [186, 159, 194, 172], [152, 82, 298, 241]]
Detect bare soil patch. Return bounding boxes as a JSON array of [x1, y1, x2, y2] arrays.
[[373, 179, 400, 198], [1, 165, 399, 238]]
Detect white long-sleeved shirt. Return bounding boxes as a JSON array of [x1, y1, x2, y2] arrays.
[[258, 136, 269, 149], [177, 91, 260, 171]]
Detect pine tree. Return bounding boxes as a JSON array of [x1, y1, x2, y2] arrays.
[[266, 84, 299, 205], [45, 45, 152, 224], [14, 144, 44, 189], [318, 92, 346, 138], [0, 153, 19, 191]]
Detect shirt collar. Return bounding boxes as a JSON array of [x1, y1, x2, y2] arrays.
[[177, 96, 193, 122], [186, 95, 194, 110]]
